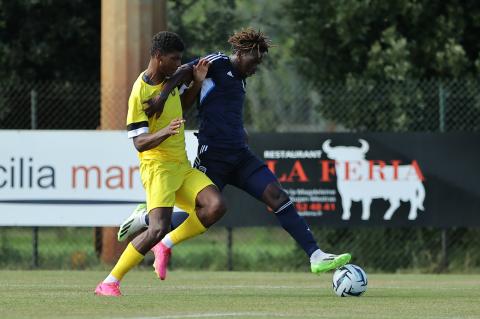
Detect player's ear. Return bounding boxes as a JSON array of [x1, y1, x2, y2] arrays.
[[158, 54, 170, 68]]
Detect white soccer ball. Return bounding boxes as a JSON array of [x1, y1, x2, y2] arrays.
[[332, 264, 368, 297]]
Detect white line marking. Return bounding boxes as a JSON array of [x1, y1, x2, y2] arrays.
[[126, 312, 287, 319]]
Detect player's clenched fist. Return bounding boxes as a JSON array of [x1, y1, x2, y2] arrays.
[[162, 118, 185, 136]]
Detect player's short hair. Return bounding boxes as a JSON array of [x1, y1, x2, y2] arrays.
[[150, 31, 185, 57], [228, 28, 272, 57]]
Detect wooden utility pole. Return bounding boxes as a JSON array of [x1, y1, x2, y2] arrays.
[[99, 0, 166, 263]]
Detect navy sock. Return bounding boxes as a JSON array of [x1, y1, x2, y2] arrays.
[[144, 211, 189, 230], [274, 201, 319, 257], [170, 211, 189, 229]]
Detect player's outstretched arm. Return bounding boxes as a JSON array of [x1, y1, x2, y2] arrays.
[[180, 58, 211, 111], [132, 118, 185, 152], [144, 65, 193, 118]]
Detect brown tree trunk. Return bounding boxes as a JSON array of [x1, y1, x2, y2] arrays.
[[99, 0, 166, 264]]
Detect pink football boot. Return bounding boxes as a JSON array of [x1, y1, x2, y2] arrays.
[[151, 242, 171, 280], [94, 282, 122, 296]]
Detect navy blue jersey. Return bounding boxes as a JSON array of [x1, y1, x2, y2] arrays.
[[188, 53, 247, 149]]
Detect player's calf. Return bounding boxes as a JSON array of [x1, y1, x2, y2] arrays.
[[118, 205, 190, 242]]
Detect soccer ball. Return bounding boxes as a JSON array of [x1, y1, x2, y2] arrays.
[[332, 264, 368, 297]]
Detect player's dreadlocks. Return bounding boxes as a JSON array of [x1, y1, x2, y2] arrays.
[[228, 28, 272, 57], [150, 31, 185, 56]]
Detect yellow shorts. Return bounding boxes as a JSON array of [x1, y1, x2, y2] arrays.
[[140, 159, 214, 214]]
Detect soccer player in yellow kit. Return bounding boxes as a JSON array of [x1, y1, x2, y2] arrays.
[[95, 31, 225, 296]]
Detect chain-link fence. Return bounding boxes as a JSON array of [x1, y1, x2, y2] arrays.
[[1, 77, 479, 132], [1, 76, 479, 272]]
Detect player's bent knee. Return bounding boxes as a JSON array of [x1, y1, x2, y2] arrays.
[[210, 195, 227, 217], [263, 183, 289, 207], [196, 186, 227, 225], [198, 195, 226, 227]]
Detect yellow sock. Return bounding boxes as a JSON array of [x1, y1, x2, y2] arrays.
[[110, 243, 144, 281], [168, 212, 206, 245]]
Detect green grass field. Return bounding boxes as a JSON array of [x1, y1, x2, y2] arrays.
[[0, 270, 479, 319]]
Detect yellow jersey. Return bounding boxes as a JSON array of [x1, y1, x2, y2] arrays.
[[126, 72, 187, 162]]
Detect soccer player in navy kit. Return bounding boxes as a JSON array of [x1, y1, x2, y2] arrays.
[[118, 28, 351, 279]]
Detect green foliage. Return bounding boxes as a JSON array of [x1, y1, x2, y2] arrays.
[[0, 1, 101, 129], [0, 0, 100, 82], [287, 0, 480, 81], [286, 0, 480, 131], [167, 0, 239, 60]]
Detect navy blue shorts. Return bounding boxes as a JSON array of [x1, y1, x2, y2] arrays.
[[193, 145, 277, 200]]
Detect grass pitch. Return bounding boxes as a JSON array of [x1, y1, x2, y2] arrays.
[[0, 270, 479, 319]]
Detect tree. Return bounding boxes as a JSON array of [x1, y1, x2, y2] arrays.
[[167, 0, 239, 61], [0, 0, 100, 129], [287, 0, 480, 81], [0, 0, 100, 83], [286, 0, 480, 131]]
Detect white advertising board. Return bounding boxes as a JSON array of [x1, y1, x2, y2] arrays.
[[0, 130, 198, 226]]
